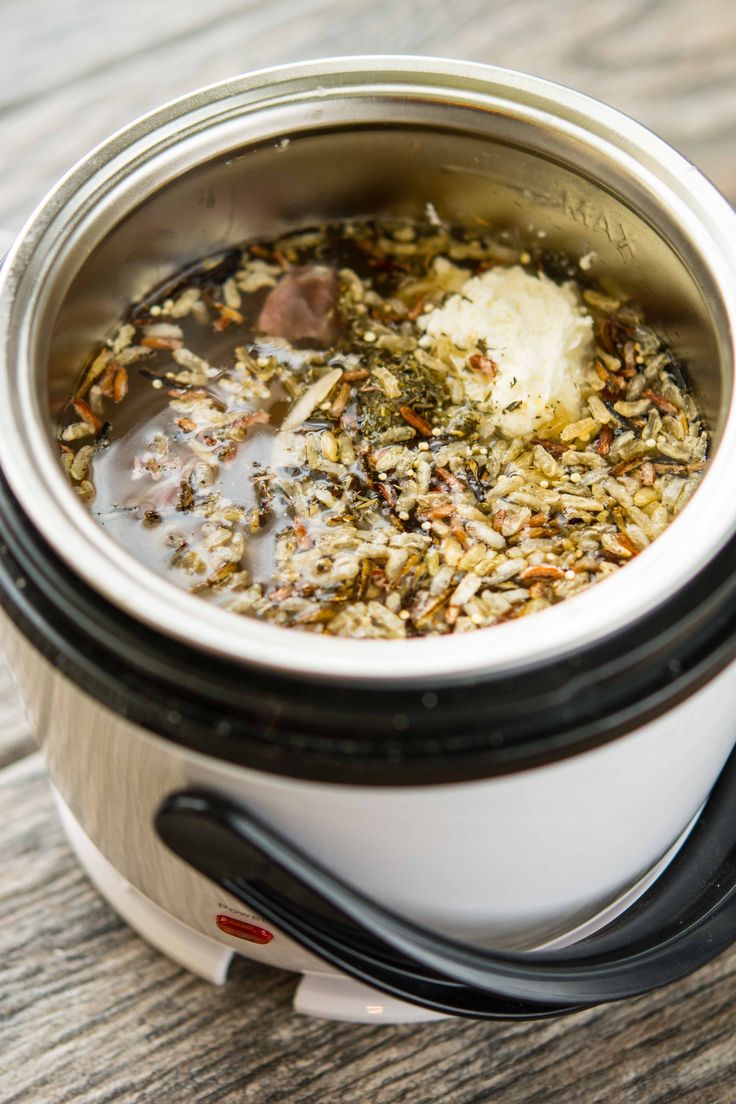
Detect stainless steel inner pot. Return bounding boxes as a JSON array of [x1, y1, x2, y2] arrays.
[[1, 57, 736, 683]]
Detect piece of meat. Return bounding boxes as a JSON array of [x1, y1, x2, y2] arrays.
[[256, 265, 340, 344]]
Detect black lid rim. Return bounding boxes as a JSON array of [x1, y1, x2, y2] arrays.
[[2, 468, 736, 786]]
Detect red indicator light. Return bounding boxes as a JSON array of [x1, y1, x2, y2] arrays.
[[215, 914, 273, 944]]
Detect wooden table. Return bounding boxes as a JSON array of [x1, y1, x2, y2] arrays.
[[2, 2, 736, 1100]]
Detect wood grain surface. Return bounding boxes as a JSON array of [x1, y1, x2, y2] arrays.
[[1, 1, 735, 1101]]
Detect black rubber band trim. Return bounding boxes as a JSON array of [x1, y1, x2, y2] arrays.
[[2, 465, 736, 784]]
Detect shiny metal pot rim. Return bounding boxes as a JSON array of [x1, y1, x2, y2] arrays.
[[1, 56, 736, 685]]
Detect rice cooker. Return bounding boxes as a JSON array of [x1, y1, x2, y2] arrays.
[[2, 58, 736, 1023]]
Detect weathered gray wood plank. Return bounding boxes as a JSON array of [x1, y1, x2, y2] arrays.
[[0, 0, 734, 238], [2, 753, 736, 1104]]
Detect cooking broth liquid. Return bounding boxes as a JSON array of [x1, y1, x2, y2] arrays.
[[85, 231, 392, 602]]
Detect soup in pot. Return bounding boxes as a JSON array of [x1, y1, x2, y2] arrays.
[[58, 218, 708, 638]]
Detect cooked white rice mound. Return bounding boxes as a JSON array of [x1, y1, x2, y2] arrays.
[[418, 265, 595, 437]]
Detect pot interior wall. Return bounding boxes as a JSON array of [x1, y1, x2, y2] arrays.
[[47, 122, 729, 439]]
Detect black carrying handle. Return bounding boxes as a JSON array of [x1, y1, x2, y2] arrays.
[[155, 742, 736, 1020]]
